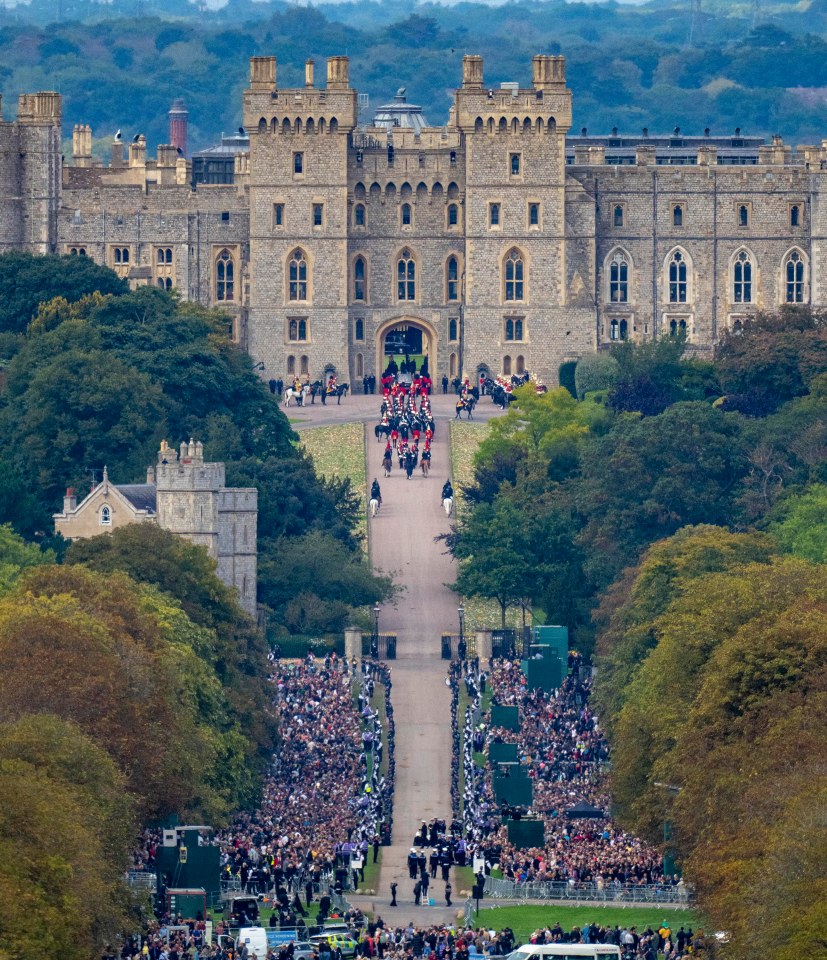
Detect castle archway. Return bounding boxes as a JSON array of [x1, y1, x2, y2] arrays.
[[375, 316, 438, 380]]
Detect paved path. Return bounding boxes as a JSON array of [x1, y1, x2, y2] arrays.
[[292, 392, 503, 919]]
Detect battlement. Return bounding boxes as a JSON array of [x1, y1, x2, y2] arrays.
[[16, 91, 62, 123], [155, 438, 226, 491]]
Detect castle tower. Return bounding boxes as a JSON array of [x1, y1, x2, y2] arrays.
[[0, 92, 62, 253], [168, 98, 188, 156], [455, 55, 593, 384], [242, 55, 358, 383]]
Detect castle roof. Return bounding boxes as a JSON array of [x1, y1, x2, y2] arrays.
[[115, 484, 157, 512], [372, 89, 429, 134]]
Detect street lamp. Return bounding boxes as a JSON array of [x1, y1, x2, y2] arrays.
[[371, 603, 380, 658], [458, 603, 465, 660]]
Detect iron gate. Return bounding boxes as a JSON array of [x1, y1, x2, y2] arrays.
[[441, 633, 478, 660], [361, 633, 397, 659]]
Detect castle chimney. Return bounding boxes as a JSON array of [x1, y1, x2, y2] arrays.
[[462, 55, 484, 90], [168, 98, 188, 156], [146, 465, 156, 484], [64, 487, 77, 512], [305, 58, 315, 88], [111, 137, 125, 168], [249, 56, 277, 91], [179, 441, 188, 460], [326, 56, 350, 90], [128, 134, 146, 168]]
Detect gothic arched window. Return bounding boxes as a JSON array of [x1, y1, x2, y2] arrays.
[[289, 249, 308, 302], [216, 248, 235, 301], [446, 256, 459, 302], [354, 256, 367, 302], [504, 248, 525, 302], [785, 250, 805, 303], [668, 250, 688, 303], [733, 251, 753, 303], [609, 252, 629, 303], [397, 249, 415, 301]]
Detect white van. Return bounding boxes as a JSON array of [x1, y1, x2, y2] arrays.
[[508, 946, 621, 960], [234, 926, 269, 958]]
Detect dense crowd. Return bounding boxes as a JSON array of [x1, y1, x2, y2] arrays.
[[455, 656, 667, 886], [115, 913, 715, 960], [375, 386, 436, 481], [213, 653, 393, 907]]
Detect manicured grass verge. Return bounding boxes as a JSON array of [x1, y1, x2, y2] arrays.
[[300, 421, 367, 548], [473, 905, 702, 942]]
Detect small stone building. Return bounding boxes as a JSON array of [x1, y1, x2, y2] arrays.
[[54, 439, 258, 618]]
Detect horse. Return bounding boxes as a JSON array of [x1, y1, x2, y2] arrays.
[[420, 458, 430, 477], [382, 452, 393, 477], [283, 385, 309, 407], [375, 422, 391, 442], [370, 497, 380, 518], [443, 496, 454, 516]]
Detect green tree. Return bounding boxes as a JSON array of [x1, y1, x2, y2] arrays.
[[0, 523, 54, 595], [766, 483, 827, 563], [0, 251, 125, 336], [574, 353, 619, 399]]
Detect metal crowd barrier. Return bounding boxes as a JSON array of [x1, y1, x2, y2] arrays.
[[483, 876, 692, 904]]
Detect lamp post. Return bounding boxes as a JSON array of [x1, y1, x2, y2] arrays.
[[371, 603, 380, 658], [458, 603, 466, 660]]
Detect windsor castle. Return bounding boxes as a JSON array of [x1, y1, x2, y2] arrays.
[[1, 53, 824, 387]]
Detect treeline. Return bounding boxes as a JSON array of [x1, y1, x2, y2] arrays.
[[0, 252, 392, 957], [0, 252, 393, 633], [450, 310, 826, 954], [2, 2, 827, 150]]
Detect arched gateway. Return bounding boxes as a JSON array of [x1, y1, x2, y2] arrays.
[[375, 316, 438, 378]]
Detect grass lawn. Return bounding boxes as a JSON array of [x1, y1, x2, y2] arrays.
[[355, 852, 382, 894], [300, 422, 367, 548], [474, 905, 702, 942]]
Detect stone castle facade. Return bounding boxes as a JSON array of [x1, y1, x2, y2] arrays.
[[53, 440, 258, 619], [1, 54, 825, 386]]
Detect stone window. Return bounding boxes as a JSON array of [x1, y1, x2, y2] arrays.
[[515, 355, 525, 374], [274, 203, 285, 228], [215, 248, 235, 301], [300, 355, 309, 376], [610, 318, 628, 341], [608, 251, 629, 303], [356, 353, 364, 377], [669, 318, 688, 337], [154, 247, 173, 290], [784, 250, 806, 303], [354, 318, 365, 342], [450, 352, 458, 378], [503, 355, 512, 376], [100, 505, 111, 526], [221, 211, 230, 222], [672, 204, 684, 227], [448, 317, 458, 342], [289, 249, 309, 302], [401, 202, 412, 227], [528, 202, 540, 228], [509, 153, 521, 176], [288, 318, 308, 342], [354, 203, 366, 227], [287, 355, 296, 375], [667, 250, 688, 303], [504, 317, 524, 342], [504, 248, 525, 302], [397, 249, 416, 301], [68, 246, 86, 256], [489, 203, 501, 228], [446, 256, 460, 302], [293, 152, 304, 175], [448, 204, 459, 228], [737, 202, 750, 228], [613, 204, 624, 228], [110, 246, 130, 278], [790, 204, 801, 228], [312, 203, 324, 228], [354, 256, 367, 302], [732, 250, 753, 303]]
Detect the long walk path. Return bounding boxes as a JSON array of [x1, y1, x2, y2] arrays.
[[294, 391, 502, 917]]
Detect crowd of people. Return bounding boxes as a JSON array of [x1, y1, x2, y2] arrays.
[[454, 655, 667, 887], [114, 913, 716, 960], [212, 652, 393, 908]]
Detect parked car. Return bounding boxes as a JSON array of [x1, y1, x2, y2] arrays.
[[309, 933, 358, 958]]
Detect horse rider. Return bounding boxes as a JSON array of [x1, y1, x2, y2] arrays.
[[371, 478, 382, 508], [442, 480, 453, 503]]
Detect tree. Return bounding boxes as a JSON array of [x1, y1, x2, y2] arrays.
[[767, 483, 827, 563], [0, 523, 54, 595], [716, 306, 827, 414], [574, 353, 619, 400], [606, 336, 691, 415], [0, 251, 126, 336], [593, 524, 776, 727]]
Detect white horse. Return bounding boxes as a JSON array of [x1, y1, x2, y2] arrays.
[[283, 385, 310, 407], [443, 496, 454, 516], [370, 497, 380, 518]]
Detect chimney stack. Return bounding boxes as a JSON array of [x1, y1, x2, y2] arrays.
[[305, 58, 315, 88], [168, 98, 188, 156], [326, 56, 350, 90], [63, 488, 77, 513], [462, 55, 484, 90]]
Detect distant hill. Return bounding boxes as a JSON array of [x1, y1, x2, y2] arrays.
[[2, 0, 827, 150]]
